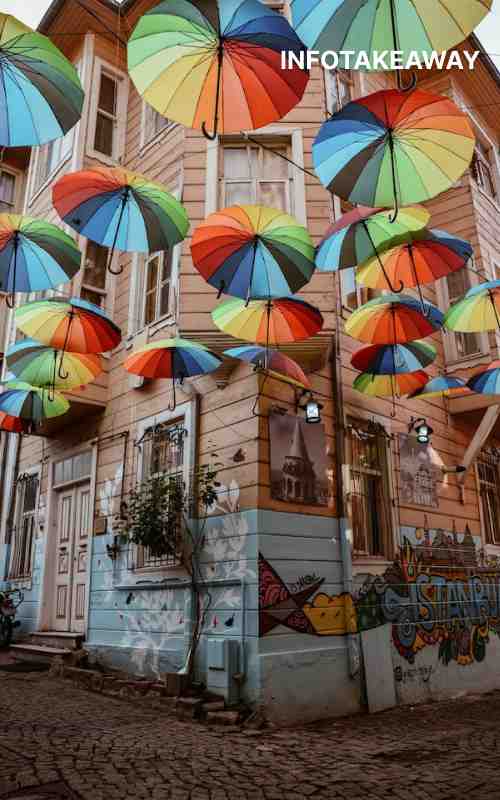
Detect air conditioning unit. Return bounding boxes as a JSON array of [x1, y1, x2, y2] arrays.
[[206, 638, 241, 706]]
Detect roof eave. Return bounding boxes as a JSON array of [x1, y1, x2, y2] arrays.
[[38, 0, 135, 33]]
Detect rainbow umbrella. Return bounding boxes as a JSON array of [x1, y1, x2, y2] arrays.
[[313, 90, 475, 215], [6, 339, 102, 393], [0, 13, 84, 146], [316, 206, 429, 273], [192, 206, 315, 302], [356, 228, 473, 310], [224, 345, 310, 390], [124, 338, 222, 409], [445, 280, 500, 333], [351, 341, 436, 375], [128, 0, 308, 140], [345, 294, 444, 345], [53, 166, 189, 275], [213, 298, 323, 346], [0, 214, 80, 306], [408, 376, 467, 400], [354, 371, 428, 398], [0, 412, 30, 434], [0, 382, 69, 422], [467, 361, 500, 395]]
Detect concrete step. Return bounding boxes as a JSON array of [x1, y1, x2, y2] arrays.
[[10, 643, 72, 664], [29, 631, 84, 651]]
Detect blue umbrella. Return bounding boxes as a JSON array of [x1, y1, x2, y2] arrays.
[[409, 376, 467, 399], [351, 340, 436, 375], [467, 362, 500, 395]]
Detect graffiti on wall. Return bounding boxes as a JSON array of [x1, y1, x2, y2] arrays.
[[259, 525, 500, 666]]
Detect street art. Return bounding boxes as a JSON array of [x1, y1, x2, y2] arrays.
[[259, 525, 500, 666]]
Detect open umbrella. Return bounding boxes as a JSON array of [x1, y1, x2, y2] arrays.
[[0, 412, 30, 434], [353, 371, 428, 398], [444, 280, 500, 333], [0, 382, 69, 422], [313, 90, 475, 216], [224, 345, 310, 389], [351, 341, 436, 375], [467, 361, 500, 395], [53, 166, 189, 275], [124, 338, 222, 410], [408, 375, 467, 400], [0, 214, 80, 307], [0, 13, 84, 147], [192, 205, 315, 302], [345, 294, 444, 345], [213, 297, 323, 346], [6, 339, 102, 394], [128, 0, 309, 140], [356, 228, 473, 311]]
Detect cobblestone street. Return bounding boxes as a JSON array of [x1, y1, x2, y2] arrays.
[[0, 671, 499, 800]]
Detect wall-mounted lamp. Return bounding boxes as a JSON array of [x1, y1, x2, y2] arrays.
[[296, 390, 323, 425], [409, 417, 433, 445]]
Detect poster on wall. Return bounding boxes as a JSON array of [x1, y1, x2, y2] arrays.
[[269, 413, 329, 506], [398, 433, 439, 508]]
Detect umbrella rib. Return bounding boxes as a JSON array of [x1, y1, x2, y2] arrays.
[[1, 60, 40, 143]]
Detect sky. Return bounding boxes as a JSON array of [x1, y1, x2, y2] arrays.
[[1, 0, 499, 68]]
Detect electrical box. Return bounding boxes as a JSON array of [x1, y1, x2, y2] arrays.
[[206, 638, 240, 706]]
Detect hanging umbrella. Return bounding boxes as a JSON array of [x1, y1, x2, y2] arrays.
[[0, 214, 80, 307], [356, 228, 473, 311], [124, 338, 222, 410], [128, 0, 309, 140], [0, 382, 69, 422], [467, 361, 500, 395], [313, 90, 475, 216], [316, 206, 429, 273], [351, 341, 436, 375], [192, 205, 315, 302], [292, 1, 491, 88], [353, 371, 428, 398], [212, 298, 323, 346], [0, 13, 84, 147], [53, 166, 189, 275], [224, 345, 310, 390], [408, 376, 467, 400], [6, 339, 102, 393], [345, 294, 444, 345], [444, 280, 500, 333], [0, 412, 30, 434]]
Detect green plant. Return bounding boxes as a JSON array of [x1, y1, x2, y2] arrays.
[[120, 473, 186, 559]]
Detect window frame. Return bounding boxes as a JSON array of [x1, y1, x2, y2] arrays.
[[87, 57, 129, 165], [140, 101, 175, 152], [143, 250, 173, 328], [476, 453, 500, 547], [0, 166, 19, 214], [436, 260, 490, 366], [80, 239, 110, 310], [7, 469, 40, 583], [324, 69, 356, 116], [471, 139, 499, 202], [219, 140, 293, 212]]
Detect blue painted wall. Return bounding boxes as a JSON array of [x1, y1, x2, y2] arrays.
[[0, 536, 44, 636]]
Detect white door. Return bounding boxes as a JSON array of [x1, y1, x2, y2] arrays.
[[53, 483, 90, 633]]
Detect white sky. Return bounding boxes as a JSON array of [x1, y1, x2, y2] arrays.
[[0, 0, 499, 68]]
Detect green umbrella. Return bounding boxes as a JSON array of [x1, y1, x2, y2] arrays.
[[0, 381, 69, 422]]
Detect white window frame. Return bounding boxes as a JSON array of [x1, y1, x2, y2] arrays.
[[0, 165, 22, 214], [142, 250, 174, 328], [7, 467, 40, 585], [324, 68, 356, 116], [87, 57, 129, 165], [139, 100, 176, 153], [80, 239, 110, 311], [475, 455, 500, 548]]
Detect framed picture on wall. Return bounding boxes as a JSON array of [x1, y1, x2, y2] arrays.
[[269, 413, 329, 506], [398, 433, 439, 508]]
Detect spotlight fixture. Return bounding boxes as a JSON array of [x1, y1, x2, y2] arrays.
[[296, 389, 323, 424], [409, 417, 433, 445]]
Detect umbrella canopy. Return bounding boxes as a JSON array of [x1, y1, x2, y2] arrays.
[[124, 338, 221, 380], [0, 412, 30, 433], [212, 298, 323, 346], [6, 339, 102, 391], [353, 371, 428, 398], [408, 375, 467, 400], [467, 361, 500, 395], [0, 382, 69, 421], [15, 297, 122, 355], [313, 90, 475, 212], [224, 345, 310, 389], [0, 214, 80, 302], [351, 340, 436, 375], [291, 1, 492, 66], [0, 13, 84, 147], [444, 280, 500, 333], [345, 294, 444, 344], [53, 166, 189, 274], [192, 205, 315, 301], [316, 205, 429, 273], [128, 0, 309, 140]]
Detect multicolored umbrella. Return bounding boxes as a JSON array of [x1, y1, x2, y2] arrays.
[[212, 298, 323, 346], [0, 412, 30, 434], [467, 361, 500, 395], [313, 90, 475, 214], [345, 294, 444, 345], [0, 382, 69, 422], [408, 375, 467, 400], [224, 345, 310, 389], [353, 371, 429, 398], [356, 228, 473, 308], [128, 0, 309, 140], [192, 205, 315, 302], [316, 206, 429, 273], [0, 214, 80, 306], [6, 339, 102, 392], [351, 341, 436, 375], [0, 13, 84, 147], [124, 337, 222, 410], [444, 280, 500, 333], [53, 166, 189, 275]]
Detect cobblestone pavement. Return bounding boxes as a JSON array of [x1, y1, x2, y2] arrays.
[[0, 672, 498, 800]]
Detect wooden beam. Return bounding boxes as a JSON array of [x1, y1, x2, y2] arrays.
[[458, 405, 500, 485]]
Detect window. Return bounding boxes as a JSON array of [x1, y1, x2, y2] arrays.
[[8, 474, 38, 579], [144, 251, 172, 326], [90, 61, 127, 161], [220, 142, 292, 212], [94, 72, 118, 157], [326, 70, 355, 115], [346, 421, 393, 559], [54, 452, 92, 487], [340, 270, 376, 312], [33, 133, 73, 193], [143, 102, 171, 145], [445, 267, 483, 360], [0, 169, 16, 213], [471, 140, 497, 200], [81, 241, 108, 308], [477, 451, 500, 545]]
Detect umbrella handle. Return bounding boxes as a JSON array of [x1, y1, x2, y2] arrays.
[[202, 43, 224, 141], [107, 188, 130, 275], [5, 294, 15, 309], [360, 220, 404, 293], [396, 71, 417, 93], [5, 233, 19, 309], [217, 282, 226, 300], [168, 378, 177, 412]]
